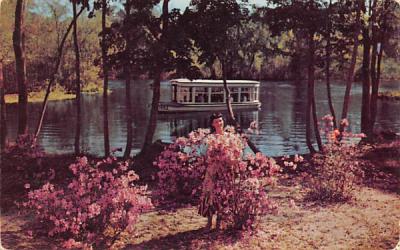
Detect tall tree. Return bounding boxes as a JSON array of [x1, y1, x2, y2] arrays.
[[184, 0, 243, 124], [122, 0, 134, 159], [324, 0, 337, 129], [141, 0, 170, 155], [34, 5, 86, 138], [101, 0, 110, 157], [360, 0, 373, 135], [13, 0, 28, 135], [72, 0, 82, 155], [106, 0, 161, 158], [0, 61, 6, 152], [369, 0, 397, 135], [263, 0, 326, 153], [340, 0, 362, 134], [184, 0, 260, 153]]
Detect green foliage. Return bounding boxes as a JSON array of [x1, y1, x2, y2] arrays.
[[1, 0, 399, 87], [1, 0, 102, 94], [183, 0, 245, 71]]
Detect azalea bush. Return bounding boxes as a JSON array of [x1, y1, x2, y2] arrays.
[[155, 128, 210, 202], [305, 115, 365, 202], [155, 126, 280, 230], [3, 134, 44, 170], [1, 134, 56, 194], [21, 156, 153, 249]]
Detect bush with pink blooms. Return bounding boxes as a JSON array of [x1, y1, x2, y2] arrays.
[[305, 115, 365, 202], [21, 156, 153, 249], [155, 126, 280, 230], [3, 134, 45, 171], [2, 134, 57, 199], [155, 128, 210, 202]]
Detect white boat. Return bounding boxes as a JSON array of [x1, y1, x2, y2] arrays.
[[158, 79, 261, 113]]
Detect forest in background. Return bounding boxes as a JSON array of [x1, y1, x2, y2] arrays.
[[1, 0, 399, 96], [1, 0, 400, 157]]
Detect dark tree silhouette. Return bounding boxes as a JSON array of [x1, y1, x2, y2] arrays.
[[101, 0, 110, 157], [340, 0, 362, 135], [13, 0, 27, 135], [0, 61, 6, 152], [72, 0, 82, 155]]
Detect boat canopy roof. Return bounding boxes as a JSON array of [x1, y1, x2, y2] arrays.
[[170, 78, 260, 86]]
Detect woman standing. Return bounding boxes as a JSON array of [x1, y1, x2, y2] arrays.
[[198, 113, 225, 231]]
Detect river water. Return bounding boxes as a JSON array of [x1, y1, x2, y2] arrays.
[[4, 80, 400, 157]]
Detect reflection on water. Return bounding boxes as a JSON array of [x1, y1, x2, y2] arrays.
[[4, 80, 400, 157]]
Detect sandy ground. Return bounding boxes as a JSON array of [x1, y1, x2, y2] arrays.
[[1, 176, 399, 250]]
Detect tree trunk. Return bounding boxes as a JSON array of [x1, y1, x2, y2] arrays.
[[72, 1, 81, 156], [13, 0, 27, 135], [141, 0, 169, 155], [0, 62, 6, 152], [325, 0, 337, 129], [369, 37, 377, 136], [142, 73, 161, 154], [306, 31, 317, 154], [101, 0, 110, 157], [35, 6, 85, 138], [340, 0, 362, 134], [123, 1, 133, 159], [123, 66, 133, 159], [221, 60, 235, 124], [221, 59, 260, 153], [370, 1, 387, 133], [360, 0, 372, 136], [370, 38, 383, 131]]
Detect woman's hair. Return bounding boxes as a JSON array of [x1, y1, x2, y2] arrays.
[[209, 113, 224, 133]]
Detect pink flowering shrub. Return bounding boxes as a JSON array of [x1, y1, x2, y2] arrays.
[[155, 128, 209, 202], [155, 126, 280, 230], [3, 134, 44, 170], [21, 156, 153, 249], [4, 134, 44, 159], [305, 115, 365, 202], [2, 134, 55, 196]]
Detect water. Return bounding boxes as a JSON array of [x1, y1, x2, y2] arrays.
[[4, 80, 400, 157]]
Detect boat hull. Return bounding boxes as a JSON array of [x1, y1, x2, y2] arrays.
[[158, 102, 261, 113]]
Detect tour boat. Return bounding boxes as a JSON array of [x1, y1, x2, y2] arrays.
[[158, 79, 261, 113]]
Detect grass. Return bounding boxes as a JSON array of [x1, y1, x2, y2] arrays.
[[378, 90, 400, 101], [5, 83, 108, 104]]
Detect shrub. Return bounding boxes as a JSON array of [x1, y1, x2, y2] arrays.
[[155, 128, 210, 203], [21, 156, 153, 249], [2, 134, 54, 191], [155, 126, 280, 230], [3, 134, 44, 168], [304, 115, 365, 202]]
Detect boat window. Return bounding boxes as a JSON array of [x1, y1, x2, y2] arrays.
[[172, 85, 177, 102], [194, 87, 208, 103], [177, 86, 192, 103], [253, 87, 258, 101], [211, 87, 224, 103], [231, 87, 239, 102], [241, 87, 251, 102]]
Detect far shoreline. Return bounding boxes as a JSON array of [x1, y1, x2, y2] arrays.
[[4, 85, 107, 104]]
